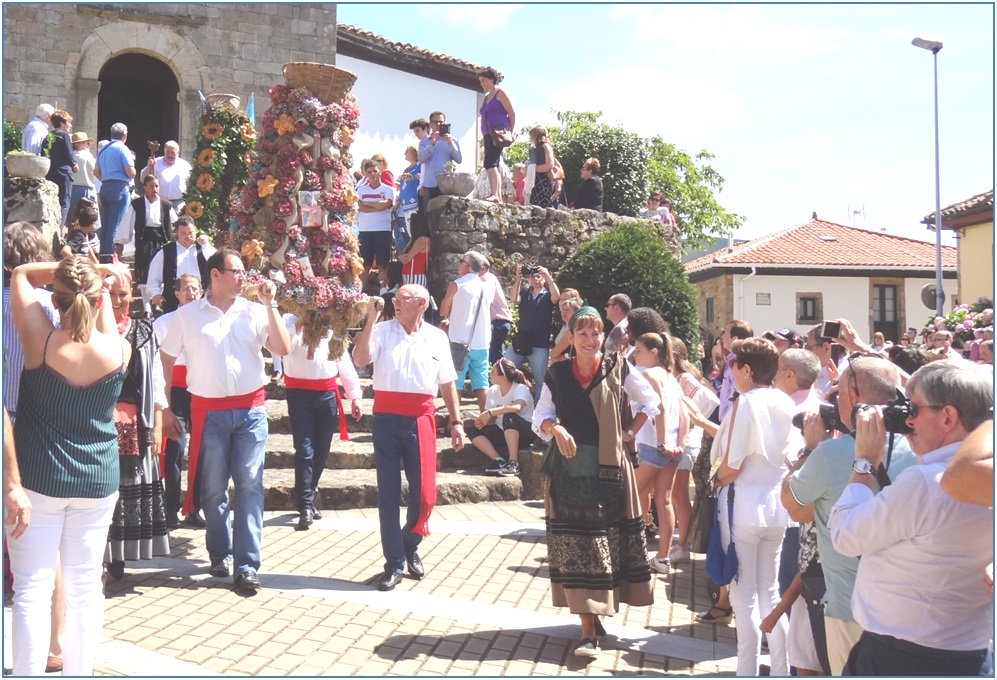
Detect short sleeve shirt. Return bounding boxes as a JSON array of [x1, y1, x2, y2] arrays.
[[96, 140, 135, 183], [370, 320, 457, 395]]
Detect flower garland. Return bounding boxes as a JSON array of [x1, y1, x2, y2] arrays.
[[925, 297, 994, 342], [183, 104, 256, 241]]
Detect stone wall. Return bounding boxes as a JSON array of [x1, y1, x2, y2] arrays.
[[3, 4, 337, 157], [3, 178, 62, 254], [425, 196, 681, 302]]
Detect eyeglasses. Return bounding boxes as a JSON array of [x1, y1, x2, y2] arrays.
[[222, 268, 246, 276], [844, 351, 891, 396], [430, 119, 444, 124], [395, 293, 420, 303], [178, 285, 201, 293], [908, 399, 943, 419]]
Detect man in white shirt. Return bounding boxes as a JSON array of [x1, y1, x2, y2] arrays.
[[160, 249, 291, 593], [353, 285, 465, 592], [439, 251, 492, 411], [115, 175, 177, 284], [480, 260, 513, 364], [21, 104, 53, 155], [147, 217, 215, 313], [140, 141, 192, 209], [828, 360, 993, 676], [355, 159, 394, 284], [153, 273, 204, 529]]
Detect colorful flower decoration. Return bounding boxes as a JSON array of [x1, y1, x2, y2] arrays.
[[197, 149, 216, 167], [239, 123, 257, 143], [195, 173, 215, 192], [185, 201, 204, 219], [202, 122, 224, 140], [274, 114, 296, 137], [258, 175, 278, 198], [338, 126, 354, 147], [241, 239, 265, 260]]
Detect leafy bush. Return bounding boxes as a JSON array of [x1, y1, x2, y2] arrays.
[[556, 220, 700, 348], [4, 120, 21, 155]]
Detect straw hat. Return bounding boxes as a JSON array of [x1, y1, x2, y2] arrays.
[[70, 132, 93, 145]]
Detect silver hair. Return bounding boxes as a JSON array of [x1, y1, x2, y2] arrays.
[[35, 103, 54, 118], [462, 251, 487, 273], [848, 357, 900, 404], [779, 348, 820, 390], [906, 360, 993, 432], [164, 140, 180, 151], [110, 123, 128, 140]]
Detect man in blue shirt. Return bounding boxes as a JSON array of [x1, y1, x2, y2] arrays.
[[94, 122, 137, 255], [417, 111, 462, 215]]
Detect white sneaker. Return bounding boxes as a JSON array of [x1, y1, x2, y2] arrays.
[[649, 556, 671, 574], [668, 544, 690, 564]]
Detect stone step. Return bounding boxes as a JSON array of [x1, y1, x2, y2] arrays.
[[264, 432, 496, 471], [260, 467, 524, 511], [264, 397, 482, 435]]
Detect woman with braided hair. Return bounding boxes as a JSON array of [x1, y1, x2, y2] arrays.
[[5, 255, 131, 675], [532, 305, 660, 658]]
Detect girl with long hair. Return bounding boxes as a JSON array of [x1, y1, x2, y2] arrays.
[[467, 359, 535, 477]]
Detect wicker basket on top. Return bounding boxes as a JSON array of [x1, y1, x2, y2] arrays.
[[283, 62, 357, 105]]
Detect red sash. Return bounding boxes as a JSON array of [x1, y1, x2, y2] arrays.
[[373, 391, 437, 536], [181, 388, 266, 515], [158, 365, 190, 477], [283, 376, 349, 441]]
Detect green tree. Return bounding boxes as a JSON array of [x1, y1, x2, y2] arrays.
[[556, 220, 700, 348], [507, 112, 743, 249]]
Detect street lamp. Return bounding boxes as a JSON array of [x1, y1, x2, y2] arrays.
[[912, 36, 945, 316]]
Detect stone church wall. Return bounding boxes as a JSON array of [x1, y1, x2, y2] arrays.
[[3, 4, 337, 155]]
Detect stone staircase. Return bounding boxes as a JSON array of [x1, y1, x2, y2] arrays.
[[254, 378, 547, 512]]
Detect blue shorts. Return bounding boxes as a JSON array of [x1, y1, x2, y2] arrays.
[[455, 348, 489, 391], [637, 442, 680, 470], [359, 230, 392, 269]]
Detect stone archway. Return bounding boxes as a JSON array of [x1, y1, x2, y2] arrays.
[[75, 23, 212, 156]]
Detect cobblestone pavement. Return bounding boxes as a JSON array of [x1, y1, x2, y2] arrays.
[[4, 501, 742, 676]]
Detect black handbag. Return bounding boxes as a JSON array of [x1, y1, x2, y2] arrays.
[[511, 331, 532, 356]]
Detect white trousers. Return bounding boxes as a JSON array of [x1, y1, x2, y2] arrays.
[[5, 489, 117, 676], [729, 522, 789, 676], [825, 615, 864, 676]]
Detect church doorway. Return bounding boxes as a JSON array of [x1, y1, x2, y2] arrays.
[[98, 53, 179, 169]]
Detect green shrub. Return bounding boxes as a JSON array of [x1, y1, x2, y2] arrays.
[[556, 220, 700, 348], [3, 120, 21, 156]]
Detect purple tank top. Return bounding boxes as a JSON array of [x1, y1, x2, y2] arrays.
[[480, 92, 510, 134]]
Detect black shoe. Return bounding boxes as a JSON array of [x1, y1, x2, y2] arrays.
[[295, 510, 313, 531], [234, 570, 261, 592], [185, 512, 206, 528], [166, 513, 180, 529], [209, 559, 231, 578], [377, 570, 404, 591], [311, 508, 322, 521], [499, 460, 520, 476], [406, 552, 425, 579], [485, 458, 507, 475], [107, 560, 125, 580]]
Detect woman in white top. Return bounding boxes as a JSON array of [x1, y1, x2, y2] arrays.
[[282, 314, 363, 530], [629, 332, 688, 575], [68, 132, 97, 233], [466, 359, 535, 477], [711, 338, 802, 676]]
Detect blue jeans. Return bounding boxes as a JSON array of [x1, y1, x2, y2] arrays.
[[372, 413, 423, 574], [391, 213, 412, 253], [504, 344, 550, 403], [97, 181, 131, 255], [199, 406, 268, 577], [490, 320, 511, 365], [286, 388, 338, 514]]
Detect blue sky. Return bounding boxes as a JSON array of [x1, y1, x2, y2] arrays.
[[337, 3, 994, 244]]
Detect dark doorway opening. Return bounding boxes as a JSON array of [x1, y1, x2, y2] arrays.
[[98, 53, 179, 170]]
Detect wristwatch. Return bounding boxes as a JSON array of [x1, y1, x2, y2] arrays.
[[851, 459, 876, 476], [625, 428, 635, 438]]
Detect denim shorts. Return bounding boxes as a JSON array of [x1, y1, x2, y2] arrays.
[[637, 442, 680, 470]]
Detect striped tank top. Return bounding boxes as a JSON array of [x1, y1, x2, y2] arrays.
[[14, 333, 125, 499]]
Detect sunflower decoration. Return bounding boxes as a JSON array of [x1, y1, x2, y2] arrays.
[[182, 99, 257, 240], [274, 114, 296, 137], [258, 175, 278, 198]]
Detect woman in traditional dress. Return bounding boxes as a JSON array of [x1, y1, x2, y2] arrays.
[[533, 306, 659, 658], [103, 277, 170, 578]]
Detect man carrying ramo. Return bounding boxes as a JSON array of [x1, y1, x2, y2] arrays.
[[353, 285, 465, 592], [160, 250, 291, 593]]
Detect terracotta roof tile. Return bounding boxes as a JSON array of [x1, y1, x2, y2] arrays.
[[920, 189, 994, 224], [336, 24, 484, 74], [685, 218, 957, 272]]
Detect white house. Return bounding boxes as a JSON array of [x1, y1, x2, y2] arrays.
[[685, 214, 958, 344], [335, 24, 484, 179]]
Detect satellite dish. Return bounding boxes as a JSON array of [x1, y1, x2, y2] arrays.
[[921, 283, 945, 309]]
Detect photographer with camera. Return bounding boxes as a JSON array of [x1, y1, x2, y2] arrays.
[[780, 355, 917, 675], [828, 361, 993, 676], [505, 264, 559, 403]]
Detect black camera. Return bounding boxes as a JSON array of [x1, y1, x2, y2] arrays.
[[792, 396, 848, 434], [881, 390, 913, 435], [521, 265, 538, 276], [438, 123, 451, 136]]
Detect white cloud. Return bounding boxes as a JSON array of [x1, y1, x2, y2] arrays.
[[418, 4, 520, 32]]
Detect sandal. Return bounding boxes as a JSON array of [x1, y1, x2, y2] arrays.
[[45, 654, 63, 673], [695, 606, 733, 624]]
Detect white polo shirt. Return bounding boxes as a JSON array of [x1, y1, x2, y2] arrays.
[[153, 309, 186, 367], [281, 314, 362, 398], [152, 156, 193, 201], [369, 320, 456, 396], [146, 241, 217, 298], [160, 296, 270, 398]]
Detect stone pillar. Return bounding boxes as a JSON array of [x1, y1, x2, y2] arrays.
[[74, 77, 101, 140], [4, 178, 63, 254]]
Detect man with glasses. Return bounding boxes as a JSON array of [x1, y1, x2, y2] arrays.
[[829, 361, 993, 676], [354, 285, 465, 592], [781, 355, 917, 674], [160, 249, 291, 593], [146, 216, 214, 313], [417, 111, 462, 215], [603, 293, 631, 355], [439, 251, 492, 411]]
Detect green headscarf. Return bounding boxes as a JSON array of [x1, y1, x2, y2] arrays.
[[568, 305, 602, 331]]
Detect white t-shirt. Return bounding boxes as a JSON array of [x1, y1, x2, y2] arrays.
[[152, 156, 193, 201], [370, 320, 457, 396], [355, 182, 394, 232], [449, 272, 491, 351], [485, 382, 534, 425], [635, 368, 682, 448], [280, 314, 361, 397]]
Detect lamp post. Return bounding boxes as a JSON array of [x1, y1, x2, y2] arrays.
[[912, 36, 944, 316]]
